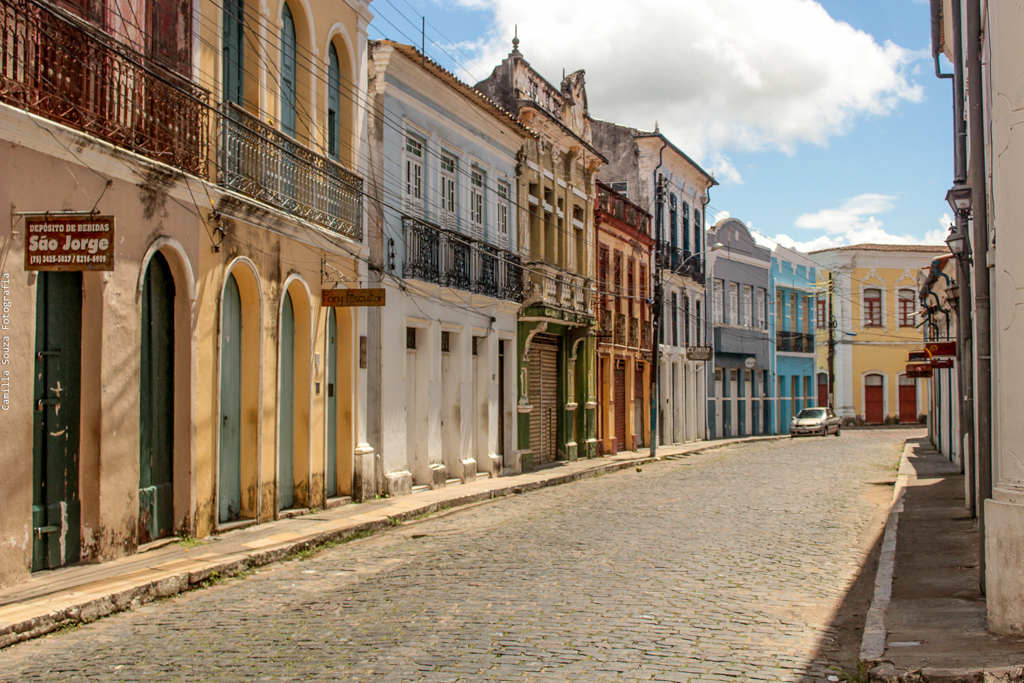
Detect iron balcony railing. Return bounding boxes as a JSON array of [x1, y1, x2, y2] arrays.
[[655, 242, 705, 285], [0, 0, 209, 174], [402, 215, 522, 302], [776, 330, 815, 353], [220, 102, 362, 240]]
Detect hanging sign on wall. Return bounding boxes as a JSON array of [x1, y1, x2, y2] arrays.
[[24, 215, 115, 271]]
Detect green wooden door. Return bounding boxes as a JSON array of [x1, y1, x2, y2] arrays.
[[32, 272, 82, 571], [278, 292, 295, 510], [219, 274, 243, 522], [325, 309, 337, 498], [139, 253, 176, 542]]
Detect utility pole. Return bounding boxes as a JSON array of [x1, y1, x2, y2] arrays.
[[650, 174, 666, 458], [827, 272, 836, 410]]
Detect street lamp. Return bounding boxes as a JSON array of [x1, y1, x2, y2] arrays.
[[945, 183, 972, 214]]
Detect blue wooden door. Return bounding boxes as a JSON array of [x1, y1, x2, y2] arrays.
[[222, 0, 245, 105], [139, 253, 175, 542], [278, 292, 295, 510], [325, 308, 337, 498], [32, 272, 82, 570], [219, 274, 243, 522]]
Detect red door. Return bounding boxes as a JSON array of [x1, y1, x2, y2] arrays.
[[865, 374, 884, 423], [817, 374, 828, 408], [899, 378, 917, 424]]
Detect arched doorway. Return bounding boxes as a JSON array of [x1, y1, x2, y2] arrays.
[[898, 375, 918, 424], [139, 252, 176, 542], [865, 374, 884, 423], [325, 307, 338, 498], [219, 273, 243, 522], [279, 291, 296, 510]]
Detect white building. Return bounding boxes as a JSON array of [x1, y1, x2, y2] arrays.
[[365, 42, 530, 494]]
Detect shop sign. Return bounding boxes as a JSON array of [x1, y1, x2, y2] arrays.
[[908, 351, 929, 362], [686, 346, 714, 361], [25, 215, 114, 271], [321, 288, 386, 307], [906, 363, 933, 378], [925, 341, 956, 357], [931, 358, 955, 369]]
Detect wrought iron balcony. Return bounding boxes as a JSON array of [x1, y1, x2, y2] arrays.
[[641, 320, 652, 350], [614, 313, 626, 346], [523, 261, 593, 317], [776, 330, 816, 353], [220, 102, 362, 240], [0, 0, 209, 174], [629, 317, 639, 349], [655, 242, 705, 285], [402, 216, 522, 302]]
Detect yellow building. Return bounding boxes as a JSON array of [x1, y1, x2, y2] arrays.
[[0, 0, 372, 586], [812, 244, 948, 424]]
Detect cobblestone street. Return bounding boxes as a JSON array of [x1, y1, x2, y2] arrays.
[[0, 430, 911, 682]]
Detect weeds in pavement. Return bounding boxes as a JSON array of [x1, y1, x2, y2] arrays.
[[176, 536, 206, 548], [828, 662, 870, 683]]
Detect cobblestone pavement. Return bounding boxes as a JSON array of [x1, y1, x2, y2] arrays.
[[0, 430, 910, 682]]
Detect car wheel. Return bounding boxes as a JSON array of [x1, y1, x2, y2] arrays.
[[834, 426, 841, 437]]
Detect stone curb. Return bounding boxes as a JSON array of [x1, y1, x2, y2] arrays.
[[861, 440, 912, 662], [0, 435, 785, 649], [869, 662, 1024, 682]]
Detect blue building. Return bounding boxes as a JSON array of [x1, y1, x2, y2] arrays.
[[706, 218, 773, 438], [770, 245, 819, 433]]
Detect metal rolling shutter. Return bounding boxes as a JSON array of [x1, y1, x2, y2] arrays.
[[529, 335, 559, 464]]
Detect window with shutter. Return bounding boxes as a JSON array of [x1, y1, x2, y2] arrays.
[[328, 45, 341, 159], [223, 0, 245, 105], [280, 3, 297, 138], [864, 288, 882, 327]]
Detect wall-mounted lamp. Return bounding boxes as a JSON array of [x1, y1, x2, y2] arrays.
[[945, 282, 959, 313], [945, 224, 968, 258], [945, 183, 972, 214]]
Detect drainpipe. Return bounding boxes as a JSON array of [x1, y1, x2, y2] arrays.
[[965, 0, 992, 593], [650, 138, 668, 457], [950, 0, 975, 508]]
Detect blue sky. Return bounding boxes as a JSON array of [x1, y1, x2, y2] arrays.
[[368, 0, 952, 252]]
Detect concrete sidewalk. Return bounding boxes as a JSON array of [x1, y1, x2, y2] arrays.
[[0, 435, 783, 649], [865, 439, 1024, 682]]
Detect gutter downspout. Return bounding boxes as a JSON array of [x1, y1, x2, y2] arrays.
[[702, 185, 713, 440], [651, 138, 668, 458], [951, 0, 975, 506], [965, 0, 992, 594]]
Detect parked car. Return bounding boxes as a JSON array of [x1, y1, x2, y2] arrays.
[[790, 407, 842, 437]]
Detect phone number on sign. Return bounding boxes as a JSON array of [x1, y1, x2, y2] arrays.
[[1, 272, 11, 412]]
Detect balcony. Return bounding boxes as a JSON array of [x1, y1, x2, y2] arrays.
[[613, 313, 626, 346], [655, 242, 705, 285], [220, 102, 362, 240], [402, 216, 522, 302], [0, 0, 209, 174], [523, 261, 593, 317], [776, 331, 816, 353]]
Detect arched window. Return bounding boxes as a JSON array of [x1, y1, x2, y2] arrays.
[[694, 209, 702, 254], [669, 194, 678, 248], [222, 0, 245, 104], [898, 288, 915, 327], [327, 43, 341, 160], [682, 201, 690, 252], [280, 3, 297, 138], [863, 287, 882, 327]]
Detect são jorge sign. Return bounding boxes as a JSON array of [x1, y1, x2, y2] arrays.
[[25, 215, 114, 271]]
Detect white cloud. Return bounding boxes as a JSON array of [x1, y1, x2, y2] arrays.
[[713, 209, 731, 224], [939, 212, 953, 230], [456, 0, 922, 180], [763, 193, 948, 251]]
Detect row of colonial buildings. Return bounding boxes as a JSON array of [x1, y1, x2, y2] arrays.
[[0, 0, 946, 591]]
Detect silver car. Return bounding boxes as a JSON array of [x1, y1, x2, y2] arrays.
[[789, 407, 842, 437]]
